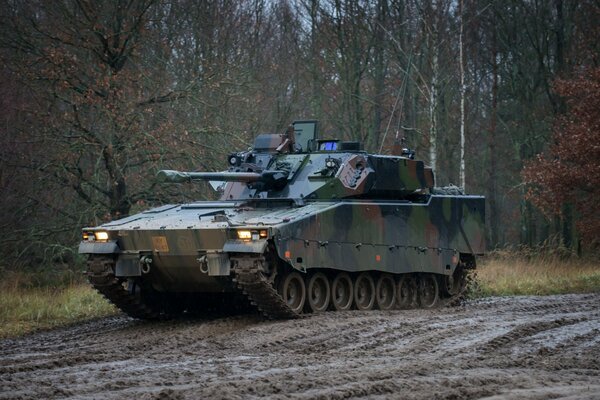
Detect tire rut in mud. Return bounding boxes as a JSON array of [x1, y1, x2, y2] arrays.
[[1, 293, 600, 399]]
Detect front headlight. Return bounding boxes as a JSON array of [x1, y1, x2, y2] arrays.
[[237, 229, 268, 241], [95, 231, 109, 241], [83, 231, 109, 242], [237, 230, 252, 240]]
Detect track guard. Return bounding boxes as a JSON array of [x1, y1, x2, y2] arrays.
[[223, 239, 268, 254], [79, 241, 119, 254]]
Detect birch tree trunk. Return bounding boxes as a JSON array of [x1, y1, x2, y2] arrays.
[[428, 1, 439, 172], [488, 26, 499, 248], [459, 0, 466, 190]]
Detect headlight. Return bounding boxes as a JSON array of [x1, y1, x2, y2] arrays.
[[94, 231, 109, 241], [237, 229, 268, 240], [237, 230, 252, 240]]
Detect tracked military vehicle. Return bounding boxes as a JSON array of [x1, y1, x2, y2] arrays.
[[80, 121, 485, 319]]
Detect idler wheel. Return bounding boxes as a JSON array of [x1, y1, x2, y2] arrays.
[[417, 274, 439, 308], [279, 272, 306, 314], [442, 267, 466, 296], [375, 274, 396, 310], [331, 272, 353, 311], [396, 275, 416, 309], [354, 272, 375, 311], [307, 272, 331, 312]]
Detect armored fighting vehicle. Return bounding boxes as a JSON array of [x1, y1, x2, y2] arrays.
[[80, 121, 485, 319]]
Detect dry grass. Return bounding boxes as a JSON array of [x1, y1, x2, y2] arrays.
[[475, 251, 600, 297], [0, 284, 116, 339]]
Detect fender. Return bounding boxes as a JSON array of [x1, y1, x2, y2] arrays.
[[223, 239, 268, 254], [78, 240, 120, 254]]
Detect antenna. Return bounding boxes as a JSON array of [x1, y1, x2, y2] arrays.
[[380, 47, 413, 153]]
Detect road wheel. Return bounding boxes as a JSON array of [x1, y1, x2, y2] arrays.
[[279, 272, 306, 314], [331, 272, 353, 311], [375, 274, 396, 310], [307, 272, 330, 312], [418, 274, 439, 308], [354, 272, 375, 310], [397, 275, 416, 309]]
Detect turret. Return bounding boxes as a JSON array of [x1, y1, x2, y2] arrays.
[[159, 121, 435, 201]]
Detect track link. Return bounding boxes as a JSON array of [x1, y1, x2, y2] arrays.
[[87, 255, 162, 320], [231, 255, 300, 320]]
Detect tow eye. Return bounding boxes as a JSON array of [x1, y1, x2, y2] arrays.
[[197, 253, 230, 276], [139, 255, 152, 274], [197, 255, 209, 274]]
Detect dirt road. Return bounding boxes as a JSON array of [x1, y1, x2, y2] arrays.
[[1, 293, 599, 399]]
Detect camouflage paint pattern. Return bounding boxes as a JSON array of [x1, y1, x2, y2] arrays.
[[80, 123, 485, 294], [274, 195, 484, 275]]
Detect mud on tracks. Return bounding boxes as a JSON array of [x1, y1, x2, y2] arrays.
[[1, 293, 600, 399]]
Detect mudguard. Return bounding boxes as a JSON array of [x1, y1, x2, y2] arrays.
[[78, 241, 119, 254], [223, 239, 268, 254]]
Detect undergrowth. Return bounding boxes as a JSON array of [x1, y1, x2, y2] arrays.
[[475, 250, 600, 297], [0, 269, 116, 339]]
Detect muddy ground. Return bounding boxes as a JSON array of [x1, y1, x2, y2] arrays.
[[1, 293, 599, 399]]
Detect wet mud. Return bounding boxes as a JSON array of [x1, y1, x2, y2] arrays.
[[1, 293, 599, 399]]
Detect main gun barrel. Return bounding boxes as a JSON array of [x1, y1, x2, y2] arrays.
[[157, 170, 264, 183]]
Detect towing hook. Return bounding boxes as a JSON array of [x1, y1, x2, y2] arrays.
[[140, 255, 152, 274], [197, 255, 209, 274]]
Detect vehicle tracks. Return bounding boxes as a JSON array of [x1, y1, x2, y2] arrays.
[[1, 293, 599, 399]]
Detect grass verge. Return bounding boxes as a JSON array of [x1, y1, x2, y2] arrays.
[[0, 284, 116, 339], [475, 251, 600, 297]]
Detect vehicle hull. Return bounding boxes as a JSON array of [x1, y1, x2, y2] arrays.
[[81, 195, 484, 296]]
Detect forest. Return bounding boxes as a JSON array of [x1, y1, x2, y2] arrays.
[[0, 0, 598, 272]]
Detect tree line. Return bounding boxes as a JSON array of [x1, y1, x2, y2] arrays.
[[0, 0, 598, 269]]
